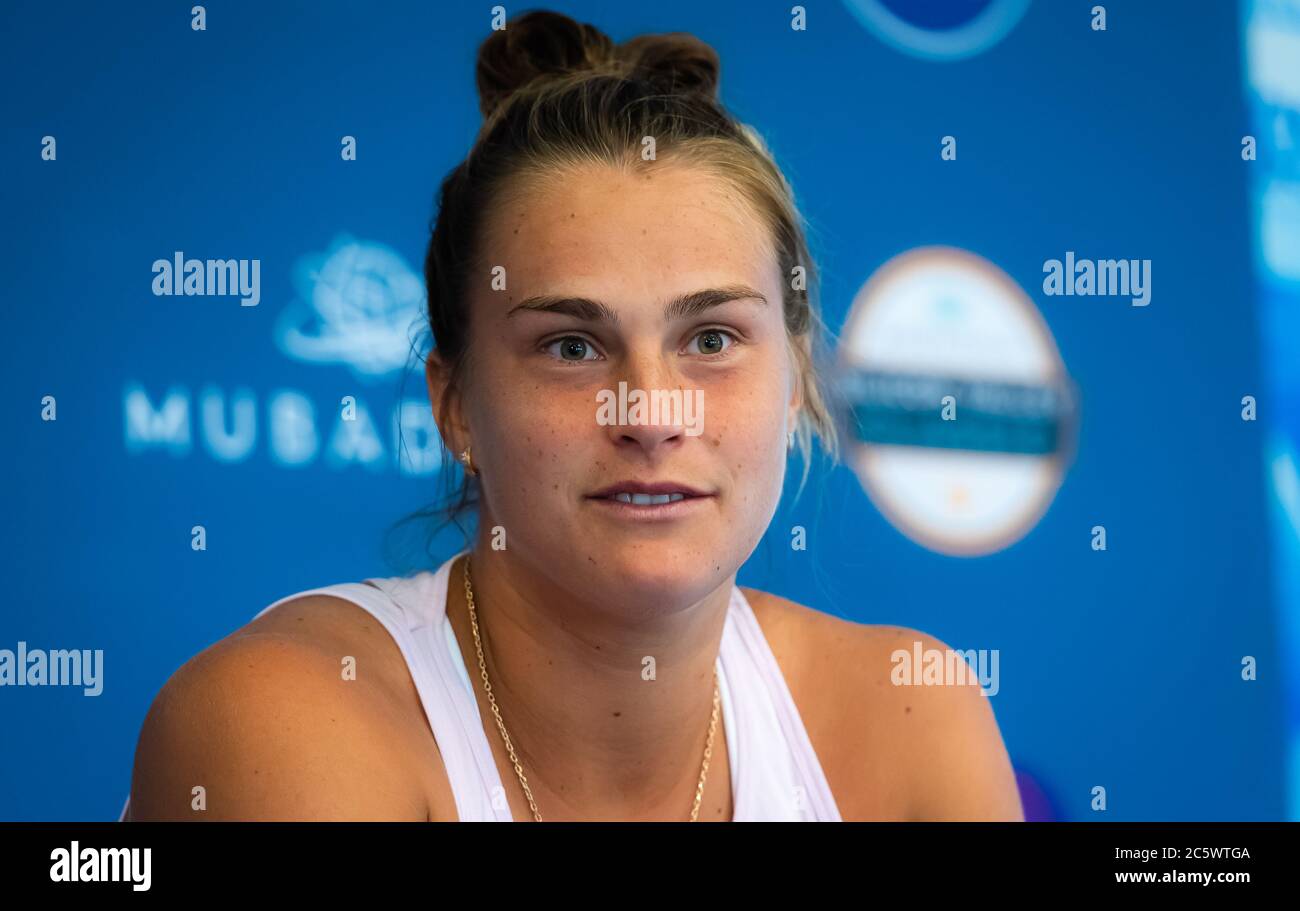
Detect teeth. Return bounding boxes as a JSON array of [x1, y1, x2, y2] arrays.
[[610, 492, 688, 504]]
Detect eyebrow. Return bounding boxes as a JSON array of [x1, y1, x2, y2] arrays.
[[505, 284, 768, 323]]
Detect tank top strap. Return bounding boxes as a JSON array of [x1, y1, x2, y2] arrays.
[[719, 585, 842, 821], [360, 551, 513, 821]]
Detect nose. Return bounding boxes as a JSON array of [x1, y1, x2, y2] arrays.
[[601, 353, 689, 457]]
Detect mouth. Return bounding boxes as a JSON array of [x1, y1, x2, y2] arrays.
[[585, 481, 715, 520]]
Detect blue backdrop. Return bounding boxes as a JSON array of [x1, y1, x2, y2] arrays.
[[1, 0, 1289, 821]]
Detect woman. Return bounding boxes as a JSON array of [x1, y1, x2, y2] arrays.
[[123, 9, 1023, 822]]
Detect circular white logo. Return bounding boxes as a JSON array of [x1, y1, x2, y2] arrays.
[[841, 0, 1031, 62], [838, 246, 1078, 556], [274, 234, 425, 380]]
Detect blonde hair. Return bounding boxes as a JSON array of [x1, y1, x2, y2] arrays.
[[420, 8, 840, 532]]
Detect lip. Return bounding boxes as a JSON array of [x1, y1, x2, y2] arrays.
[[585, 492, 714, 522], [585, 480, 715, 522], [587, 480, 711, 499]]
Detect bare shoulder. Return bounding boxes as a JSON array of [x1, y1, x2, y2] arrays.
[[739, 587, 1023, 822], [238, 587, 417, 693], [127, 593, 435, 821]]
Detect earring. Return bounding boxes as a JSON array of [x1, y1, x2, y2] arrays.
[[459, 445, 476, 476], [787, 430, 795, 451]]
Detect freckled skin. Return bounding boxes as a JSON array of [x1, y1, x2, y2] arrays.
[[430, 161, 800, 617]]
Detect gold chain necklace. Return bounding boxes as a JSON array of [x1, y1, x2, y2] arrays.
[[461, 555, 721, 822]]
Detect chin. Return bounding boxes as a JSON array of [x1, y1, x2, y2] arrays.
[[579, 538, 734, 608]]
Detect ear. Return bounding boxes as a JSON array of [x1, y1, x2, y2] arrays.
[[787, 340, 806, 433], [425, 351, 469, 455]]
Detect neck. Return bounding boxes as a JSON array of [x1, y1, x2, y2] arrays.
[[446, 534, 734, 821]]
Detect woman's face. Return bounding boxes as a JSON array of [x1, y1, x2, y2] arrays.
[[435, 162, 800, 609]]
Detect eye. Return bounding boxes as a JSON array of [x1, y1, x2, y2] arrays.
[[543, 335, 601, 363], [686, 328, 736, 357]]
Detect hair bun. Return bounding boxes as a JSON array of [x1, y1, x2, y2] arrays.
[[616, 33, 720, 99], [476, 10, 616, 119], [475, 11, 722, 120]]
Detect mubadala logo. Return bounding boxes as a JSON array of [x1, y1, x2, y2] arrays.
[[273, 233, 424, 378], [126, 234, 440, 475]]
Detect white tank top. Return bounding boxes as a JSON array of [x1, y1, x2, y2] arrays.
[[118, 550, 841, 822]]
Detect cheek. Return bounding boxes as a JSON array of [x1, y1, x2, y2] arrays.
[[707, 361, 788, 442], [473, 374, 593, 475], [707, 374, 790, 486]]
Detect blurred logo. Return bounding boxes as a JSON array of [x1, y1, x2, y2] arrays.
[[842, 0, 1030, 61], [837, 246, 1078, 556], [1247, 2, 1300, 824], [273, 233, 424, 380], [124, 234, 440, 475]]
